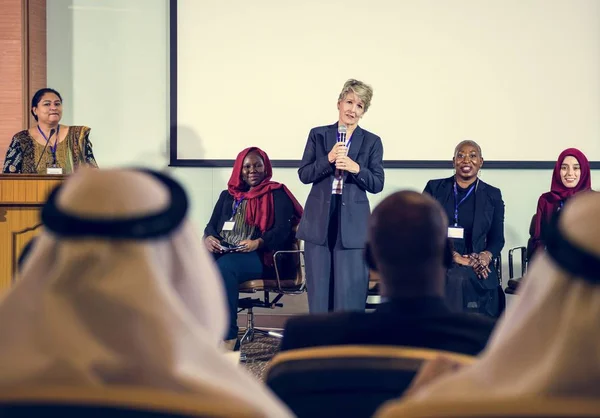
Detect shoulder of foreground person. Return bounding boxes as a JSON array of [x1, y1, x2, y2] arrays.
[[283, 311, 364, 332], [450, 311, 497, 332], [280, 311, 366, 351]]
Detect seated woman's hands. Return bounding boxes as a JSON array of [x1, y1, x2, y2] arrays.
[[453, 251, 492, 279], [452, 252, 472, 267], [204, 236, 264, 254], [468, 251, 492, 279], [237, 238, 264, 253], [204, 235, 223, 253]]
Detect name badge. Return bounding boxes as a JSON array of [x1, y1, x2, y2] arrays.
[[47, 167, 63, 175], [222, 221, 235, 231], [448, 226, 464, 239]]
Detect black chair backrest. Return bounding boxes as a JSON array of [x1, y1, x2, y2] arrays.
[[266, 346, 474, 418], [526, 213, 538, 262], [269, 359, 416, 418]]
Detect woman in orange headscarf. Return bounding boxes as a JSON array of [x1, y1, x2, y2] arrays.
[[204, 147, 303, 348]]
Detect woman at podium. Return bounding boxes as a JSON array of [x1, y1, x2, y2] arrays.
[[2, 88, 98, 174]]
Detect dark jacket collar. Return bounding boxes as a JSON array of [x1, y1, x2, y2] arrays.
[[375, 296, 451, 317], [438, 175, 488, 199]]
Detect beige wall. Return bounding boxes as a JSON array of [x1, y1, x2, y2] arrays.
[[43, 0, 600, 319]]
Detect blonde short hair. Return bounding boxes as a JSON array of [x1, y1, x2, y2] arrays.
[[337, 79, 374, 112]]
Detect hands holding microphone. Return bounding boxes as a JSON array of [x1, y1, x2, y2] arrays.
[[328, 126, 360, 174]]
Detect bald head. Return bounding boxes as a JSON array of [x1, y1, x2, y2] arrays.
[[368, 191, 449, 298]]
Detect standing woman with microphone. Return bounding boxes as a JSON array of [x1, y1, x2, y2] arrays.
[[297, 79, 385, 313], [3, 88, 98, 174]]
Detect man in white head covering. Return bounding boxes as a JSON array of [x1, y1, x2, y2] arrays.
[[0, 168, 292, 418], [377, 190, 600, 413]]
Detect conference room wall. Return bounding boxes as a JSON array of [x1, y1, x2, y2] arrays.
[[47, 0, 598, 315]]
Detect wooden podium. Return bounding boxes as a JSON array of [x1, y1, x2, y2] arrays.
[[0, 174, 66, 290]]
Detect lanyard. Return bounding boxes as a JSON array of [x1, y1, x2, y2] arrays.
[[231, 198, 244, 219], [334, 132, 352, 181], [338, 132, 353, 148], [453, 181, 476, 226], [37, 125, 60, 164]]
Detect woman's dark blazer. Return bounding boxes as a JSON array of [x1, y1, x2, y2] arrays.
[[424, 176, 505, 290], [204, 188, 296, 255], [296, 123, 384, 249]]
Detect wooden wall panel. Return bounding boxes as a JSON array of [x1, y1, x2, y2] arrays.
[[27, 0, 47, 127], [0, 0, 25, 170], [0, 0, 46, 169]]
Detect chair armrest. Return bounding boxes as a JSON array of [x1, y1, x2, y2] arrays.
[[272, 249, 306, 292], [493, 254, 502, 286], [508, 246, 527, 279]]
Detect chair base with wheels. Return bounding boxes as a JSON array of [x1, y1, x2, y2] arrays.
[[238, 290, 286, 344], [237, 243, 305, 352], [366, 272, 381, 310]]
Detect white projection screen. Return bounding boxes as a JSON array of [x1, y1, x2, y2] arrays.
[[171, 0, 600, 167]]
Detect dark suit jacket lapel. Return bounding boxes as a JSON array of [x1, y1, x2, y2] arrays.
[[347, 126, 364, 161], [439, 176, 455, 214], [345, 126, 364, 179], [326, 123, 338, 155], [472, 179, 487, 243]]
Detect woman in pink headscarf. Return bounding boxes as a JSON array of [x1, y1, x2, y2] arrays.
[[530, 148, 592, 256]]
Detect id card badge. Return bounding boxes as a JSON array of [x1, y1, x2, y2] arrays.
[[46, 166, 63, 175], [222, 220, 235, 231], [448, 226, 464, 239]]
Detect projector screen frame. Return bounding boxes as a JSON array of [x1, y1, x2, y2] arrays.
[[168, 0, 600, 170]]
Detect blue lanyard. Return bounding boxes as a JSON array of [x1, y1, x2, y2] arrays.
[[453, 181, 476, 226], [231, 198, 244, 219], [338, 132, 352, 148], [37, 125, 60, 164]]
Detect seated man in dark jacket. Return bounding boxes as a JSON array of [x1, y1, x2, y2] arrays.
[[280, 191, 495, 356]]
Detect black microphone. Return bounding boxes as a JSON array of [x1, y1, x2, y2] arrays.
[[34, 128, 56, 173]]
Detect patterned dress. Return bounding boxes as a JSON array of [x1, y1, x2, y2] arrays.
[[2, 126, 98, 174]]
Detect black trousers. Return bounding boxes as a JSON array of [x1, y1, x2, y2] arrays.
[[446, 265, 500, 318]]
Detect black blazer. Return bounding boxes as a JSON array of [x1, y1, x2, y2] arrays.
[[424, 176, 505, 289], [280, 297, 495, 356], [204, 188, 296, 257], [296, 123, 384, 248]]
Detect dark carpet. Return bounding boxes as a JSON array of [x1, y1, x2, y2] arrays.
[[238, 332, 281, 381]]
